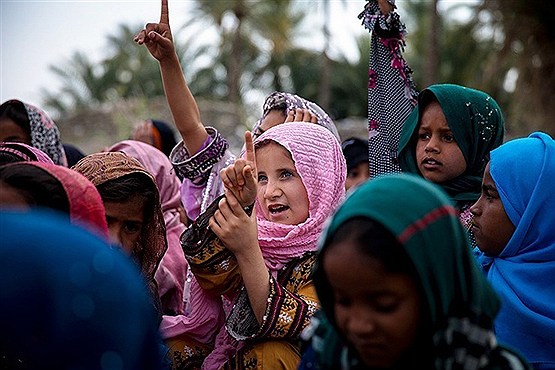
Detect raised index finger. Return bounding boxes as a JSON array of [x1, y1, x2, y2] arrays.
[[244, 131, 256, 170], [160, 0, 169, 24]]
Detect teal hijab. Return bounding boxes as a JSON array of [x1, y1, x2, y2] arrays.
[[308, 174, 529, 370], [398, 84, 504, 207]]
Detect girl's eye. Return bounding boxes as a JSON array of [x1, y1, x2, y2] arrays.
[[374, 302, 398, 313], [443, 134, 455, 143], [123, 222, 141, 234], [257, 174, 267, 183], [334, 294, 351, 308], [418, 132, 430, 140], [280, 170, 293, 179]]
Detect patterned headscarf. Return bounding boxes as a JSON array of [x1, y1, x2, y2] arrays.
[[476, 132, 555, 368], [312, 173, 528, 370], [398, 84, 504, 207], [72, 151, 168, 313], [108, 140, 188, 316], [252, 91, 341, 142], [0, 141, 54, 164], [3, 162, 109, 240], [253, 122, 346, 270], [22, 101, 68, 166]]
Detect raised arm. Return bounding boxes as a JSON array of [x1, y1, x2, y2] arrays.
[[134, 0, 208, 155], [359, 0, 419, 177]]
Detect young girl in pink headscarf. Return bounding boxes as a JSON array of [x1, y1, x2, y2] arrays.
[[163, 122, 346, 369]]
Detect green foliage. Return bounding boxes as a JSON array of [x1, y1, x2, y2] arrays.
[[41, 0, 555, 136]]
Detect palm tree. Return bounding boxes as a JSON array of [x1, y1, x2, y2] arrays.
[[182, 0, 306, 104], [41, 23, 188, 116], [318, 0, 347, 113], [479, 0, 555, 135]]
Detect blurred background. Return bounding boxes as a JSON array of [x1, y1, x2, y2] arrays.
[[2, 0, 554, 154]]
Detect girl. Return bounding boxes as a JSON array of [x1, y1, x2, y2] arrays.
[[1, 209, 166, 370], [165, 122, 346, 369], [470, 132, 555, 370], [0, 99, 67, 166], [107, 139, 189, 317], [0, 161, 108, 239], [134, 0, 340, 222], [132, 118, 178, 157], [72, 151, 168, 318], [0, 141, 54, 164], [360, 1, 504, 227], [302, 173, 530, 370]]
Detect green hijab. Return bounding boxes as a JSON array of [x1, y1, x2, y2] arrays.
[[398, 84, 504, 207], [309, 174, 529, 370]]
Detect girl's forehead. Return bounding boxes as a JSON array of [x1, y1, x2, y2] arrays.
[[255, 141, 293, 160]]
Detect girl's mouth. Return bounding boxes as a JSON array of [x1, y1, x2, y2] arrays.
[[268, 204, 289, 214], [422, 157, 442, 169]]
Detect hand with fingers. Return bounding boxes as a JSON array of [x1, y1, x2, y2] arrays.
[[219, 131, 258, 209], [377, 0, 395, 15], [209, 189, 259, 256], [134, 0, 175, 63], [284, 108, 318, 124]]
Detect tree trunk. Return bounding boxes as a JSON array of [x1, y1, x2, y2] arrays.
[[228, 0, 245, 104], [318, 3, 332, 113], [423, 0, 440, 87]]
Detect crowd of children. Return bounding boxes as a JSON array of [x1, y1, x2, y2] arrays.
[[1, 0, 554, 369]]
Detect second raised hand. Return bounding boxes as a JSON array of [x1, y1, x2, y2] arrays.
[[219, 131, 258, 209], [240, 131, 257, 208]]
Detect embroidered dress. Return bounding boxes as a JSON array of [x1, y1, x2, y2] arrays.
[[167, 123, 346, 369], [300, 174, 531, 370]]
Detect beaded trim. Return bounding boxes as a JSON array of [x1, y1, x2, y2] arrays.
[[173, 127, 229, 185]]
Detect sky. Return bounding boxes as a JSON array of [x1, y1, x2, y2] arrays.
[[0, 0, 365, 109]]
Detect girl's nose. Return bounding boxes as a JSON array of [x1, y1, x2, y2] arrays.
[[108, 226, 122, 248], [470, 198, 482, 216], [425, 135, 440, 153], [263, 180, 282, 199], [346, 306, 376, 335]]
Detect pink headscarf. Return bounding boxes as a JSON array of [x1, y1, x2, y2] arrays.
[[254, 122, 347, 270], [20, 162, 109, 240], [107, 140, 188, 316], [201, 122, 346, 369], [0, 142, 54, 164]]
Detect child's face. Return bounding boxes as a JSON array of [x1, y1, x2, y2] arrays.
[[103, 195, 145, 254], [323, 239, 422, 368], [256, 142, 309, 225], [0, 118, 31, 144], [346, 161, 370, 191], [253, 110, 287, 139], [470, 163, 515, 256], [415, 101, 466, 183]]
